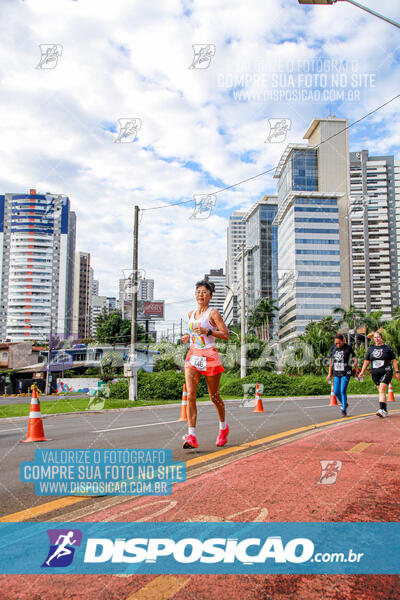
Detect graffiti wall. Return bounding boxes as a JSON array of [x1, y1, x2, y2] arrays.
[[56, 378, 105, 395]]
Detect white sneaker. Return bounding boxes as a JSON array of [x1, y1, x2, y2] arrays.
[[376, 409, 388, 418]]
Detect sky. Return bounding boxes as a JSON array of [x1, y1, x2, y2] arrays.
[[1, 0, 399, 338]]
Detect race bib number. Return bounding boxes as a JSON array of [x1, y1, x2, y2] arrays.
[[334, 362, 345, 372], [190, 355, 207, 371], [372, 360, 385, 369]]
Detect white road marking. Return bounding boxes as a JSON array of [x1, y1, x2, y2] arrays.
[[0, 428, 24, 433], [92, 419, 181, 433]]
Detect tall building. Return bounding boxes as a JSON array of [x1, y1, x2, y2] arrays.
[[226, 211, 246, 289], [204, 268, 226, 314], [0, 190, 75, 341], [243, 196, 278, 316], [90, 295, 108, 335], [107, 297, 117, 311], [274, 117, 351, 345], [73, 252, 91, 339], [395, 159, 400, 306], [224, 212, 246, 326], [349, 150, 398, 318], [119, 271, 154, 318], [90, 267, 99, 298]]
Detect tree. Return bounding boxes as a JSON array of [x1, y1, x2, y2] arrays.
[[359, 310, 384, 350], [392, 306, 400, 319], [95, 310, 145, 345], [248, 298, 278, 342], [332, 305, 363, 346], [382, 320, 400, 356]]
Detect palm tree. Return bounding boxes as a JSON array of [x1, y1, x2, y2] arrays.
[[332, 305, 363, 346], [359, 310, 384, 350], [248, 298, 278, 342], [392, 306, 400, 320], [382, 321, 400, 355]]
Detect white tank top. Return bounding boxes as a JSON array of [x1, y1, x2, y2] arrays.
[[188, 306, 215, 349]]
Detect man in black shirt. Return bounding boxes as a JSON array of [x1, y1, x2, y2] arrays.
[[327, 333, 359, 417], [359, 331, 400, 418]]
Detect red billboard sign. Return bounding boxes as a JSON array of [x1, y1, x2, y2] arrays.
[[124, 300, 165, 321]]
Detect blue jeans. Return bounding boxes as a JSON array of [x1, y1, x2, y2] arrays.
[[333, 376, 351, 412]]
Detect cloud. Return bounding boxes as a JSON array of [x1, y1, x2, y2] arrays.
[[0, 0, 399, 334]]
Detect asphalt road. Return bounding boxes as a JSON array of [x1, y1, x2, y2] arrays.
[[0, 394, 381, 518]]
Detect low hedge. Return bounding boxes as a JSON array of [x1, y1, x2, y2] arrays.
[[106, 371, 400, 401], [107, 371, 208, 401]]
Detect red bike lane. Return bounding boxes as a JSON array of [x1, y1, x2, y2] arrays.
[[2, 412, 400, 599]]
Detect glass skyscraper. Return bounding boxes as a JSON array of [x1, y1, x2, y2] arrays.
[[274, 118, 351, 345]]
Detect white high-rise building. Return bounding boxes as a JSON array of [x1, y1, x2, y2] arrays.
[[119, 272, 154, 318], [226, 211, 246, 289], [0, 190, 76, 341], [204, 268, 226, 314], [274, 118, 352, 345], [90, 295, 108, 335], [349, 151, 398, 318]]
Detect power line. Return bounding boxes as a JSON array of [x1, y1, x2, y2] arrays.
[[140, 93, 400, 212]]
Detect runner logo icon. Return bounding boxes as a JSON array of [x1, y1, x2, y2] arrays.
[[41, 529, 82, 568]]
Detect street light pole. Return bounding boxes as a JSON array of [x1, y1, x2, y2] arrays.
[[298, 0, 400, 29], [129, 205, 139, 402]]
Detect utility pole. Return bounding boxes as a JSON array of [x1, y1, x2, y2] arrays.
[[129, 205, 139, 402], [240, 243, 246, 379], [180, 318, 183, 339], [172, 323, 175, 344], [45, 316, 53, 395]]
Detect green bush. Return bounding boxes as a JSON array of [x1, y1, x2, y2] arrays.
[[220, 372, 330, 397], [85, 367, 100, 376], [107, 372, 208, 401], [153, 357, 179, 372]]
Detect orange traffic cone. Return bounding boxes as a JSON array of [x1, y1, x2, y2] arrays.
[[20, 385, 50, 442], [179, 384, 188, 421], [388, 382, 396, 402], [253, 383, 264, 413], [329, 380, 338, 406]]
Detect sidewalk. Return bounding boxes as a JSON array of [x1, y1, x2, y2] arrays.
[[2, 411, 400, 599]]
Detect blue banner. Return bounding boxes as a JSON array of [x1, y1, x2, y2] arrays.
[[0, 522, 399, 574]]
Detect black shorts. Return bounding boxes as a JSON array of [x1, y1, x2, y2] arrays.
[[371, 370, 393, 386]]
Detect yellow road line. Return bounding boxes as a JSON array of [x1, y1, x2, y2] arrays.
[[125, 575, 191, 600], [348, 442, 371, 454], [3, 408, 400, 522], [0, 496, 88, 522]]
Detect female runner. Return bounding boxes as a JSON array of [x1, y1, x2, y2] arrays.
[[359, 331, 400, 417], [181, 280, 230, 449]]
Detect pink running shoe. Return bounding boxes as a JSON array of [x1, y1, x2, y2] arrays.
[[216, 424, 229, 447], [182, 434, 199, 449]]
